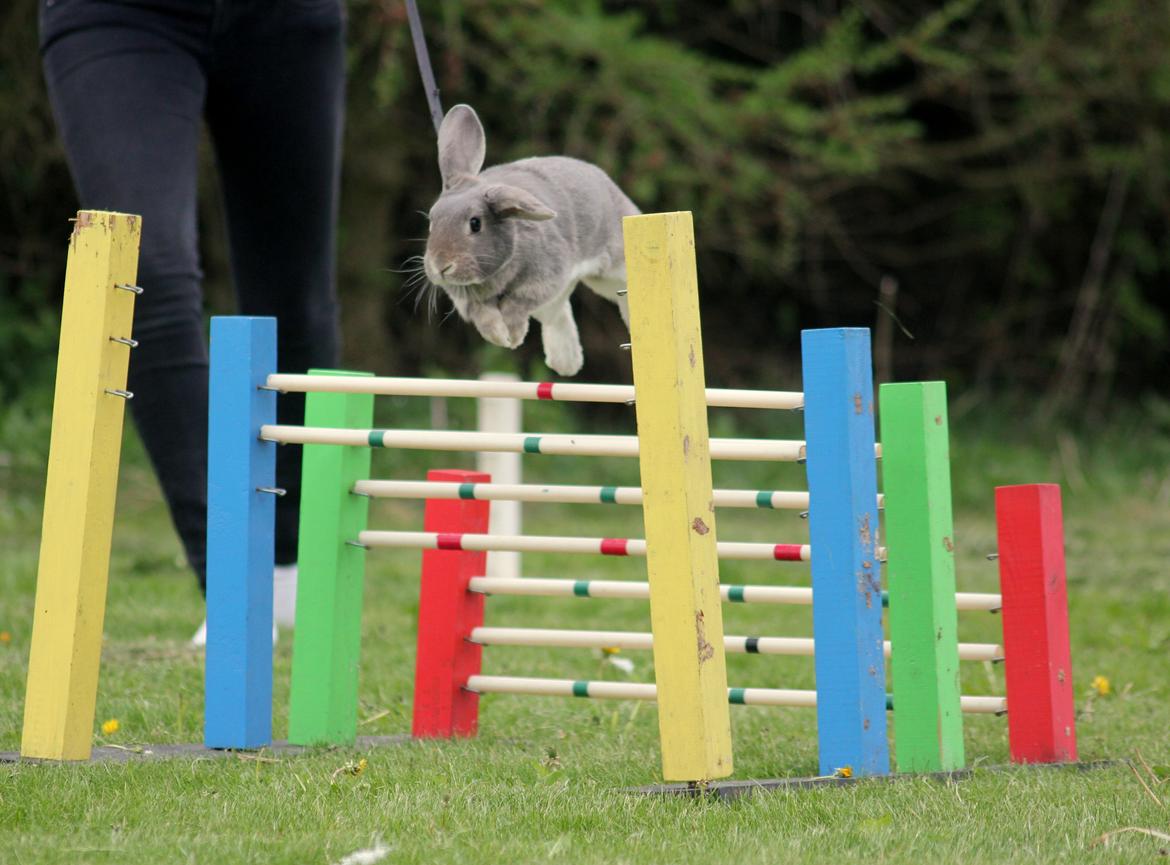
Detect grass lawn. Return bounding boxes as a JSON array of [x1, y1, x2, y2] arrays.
[[1, 393, 1168, 864]]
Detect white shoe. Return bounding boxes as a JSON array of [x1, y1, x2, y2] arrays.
[[190, 564, 297, 647], [273, 563, 298, 628], [189, 617, 280, 648], [189, 618, 207, 648]]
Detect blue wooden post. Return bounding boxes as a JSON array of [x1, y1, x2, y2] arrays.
[[204, 316, 277, 749], [801, 327, 889, 777]]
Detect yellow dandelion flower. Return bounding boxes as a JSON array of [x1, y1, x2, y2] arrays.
[[835, 765, 853, 779], [1091, 675, 1111, 696], [602, 647, 621, 656], [355, 757, 368, 775], [101, 718, 120, 735], [0, 631, 11, 645]]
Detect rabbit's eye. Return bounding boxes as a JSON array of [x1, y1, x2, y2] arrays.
[[469, 216, 482, 233]]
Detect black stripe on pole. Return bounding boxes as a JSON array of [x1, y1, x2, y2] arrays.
[[405, 0, 444, 135], [744, 637, 760, 654]]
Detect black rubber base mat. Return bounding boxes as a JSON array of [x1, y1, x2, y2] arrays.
[[629, 760, 1120, 799]]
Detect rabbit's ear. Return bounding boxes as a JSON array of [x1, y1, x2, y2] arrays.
[[485, 185, 557, 221], [438, 105, 486, 188]]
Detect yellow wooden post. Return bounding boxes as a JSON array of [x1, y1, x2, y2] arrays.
[[21, 211, 142, 760], [624, 211, 733, 782]]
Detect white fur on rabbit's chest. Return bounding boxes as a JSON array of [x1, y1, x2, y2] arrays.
[[530, 255, 612, 311]]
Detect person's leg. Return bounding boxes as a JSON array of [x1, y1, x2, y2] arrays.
[[205, 2, 346, 584], [42, 10, 213, 590]]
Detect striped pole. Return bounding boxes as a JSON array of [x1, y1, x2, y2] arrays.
[[204, 316, 278, 750], [21, 211, 141, 761], [356, 530, 819, 561], [260, 425, 814, 462], [265, 373, 804, 410], [996, 484, 1077, 763], [353, 479, 885, 512], [466, 576, 1002, 612], [412, 470, 492, 738], [464, 676, 1007, 715], [467, 627, 1001, 661], [802, 327, 889, 777]]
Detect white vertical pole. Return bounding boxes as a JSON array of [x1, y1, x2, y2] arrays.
[[476, 373, 522, 578]]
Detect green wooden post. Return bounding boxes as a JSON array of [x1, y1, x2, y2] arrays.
[[288, 370, 374, 745], [880, 381, 965, 772]]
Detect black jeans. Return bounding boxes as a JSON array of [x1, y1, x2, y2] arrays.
[[41, 0, 345, 589]]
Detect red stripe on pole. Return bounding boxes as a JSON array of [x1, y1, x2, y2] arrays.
[[412, 470, 490, 738], [600, 538, 629, 556], [536, 382, 555, 400], [773, 544, 804, 561], [996, 483, 1077, 763], [436, 533, 463, 551]]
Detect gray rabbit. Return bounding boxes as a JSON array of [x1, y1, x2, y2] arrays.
[[422, 104, 640, 376]]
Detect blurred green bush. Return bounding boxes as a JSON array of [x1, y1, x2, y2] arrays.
[[2, 0, 1167, 417]]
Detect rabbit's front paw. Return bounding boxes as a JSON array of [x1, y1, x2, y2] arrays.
[[503, 315, 529, 349], [471, 310, 513, 348], [544, 336, 584, 377]]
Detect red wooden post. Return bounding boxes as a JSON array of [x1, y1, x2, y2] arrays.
[[412, 469, 491, 737], [996, 483, 1078, 763]]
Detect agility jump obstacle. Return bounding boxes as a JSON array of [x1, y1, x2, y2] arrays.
[[202, 211, 1077, 783]]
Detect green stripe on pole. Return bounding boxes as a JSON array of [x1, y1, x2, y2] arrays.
[[886, 694, 894, 711], [457, 482, 476, 500], [367, 430, 384, 448], [572, 681, 589, 698], [727, 585, 746, 603], [880, 381, 965, 773], [728, 688, 746, 705], [755, 491, 774, 508], [572, 580, 591, 598], [600, 486, 618, 504], [290, 370, 375, 746], [881, 590, 889, 608], [522, 436, 542, 454]]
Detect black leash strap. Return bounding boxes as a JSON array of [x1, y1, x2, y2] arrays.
[[405, 0, 444, 135]]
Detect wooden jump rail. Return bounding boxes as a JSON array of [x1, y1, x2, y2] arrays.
[[466, 626, 1003, 663], [465, 576, 1003, 612], [355, 529, 837, 562], [353, 478, 871, 511], [464, 676, 1008, 715], [260, 424, 882, 463], [264, 373, 804, 410]]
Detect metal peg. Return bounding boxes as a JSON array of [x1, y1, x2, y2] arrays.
[[346, 539, 369, 550], [105, 388, 134, 399], [616, 289, 628, 296], [110, 336, 139, 348], [619, 343, 632, 351], [256, 486, 287, 496], [115, 283, 143, 295], [986, 553, 999, 561]]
